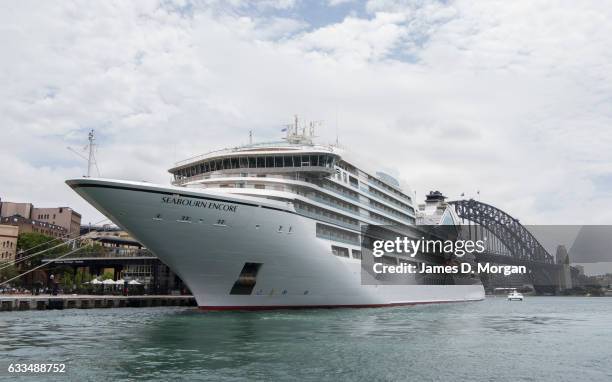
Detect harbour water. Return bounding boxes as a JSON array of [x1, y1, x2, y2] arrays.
[[1, 297, 610, 381]]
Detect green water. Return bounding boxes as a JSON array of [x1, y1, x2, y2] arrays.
[[0, 297, 610, 381]]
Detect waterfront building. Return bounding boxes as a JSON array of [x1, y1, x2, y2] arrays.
[[40, 225, 188, 294], [32, 207, 81, 237], [1, 215, 67, 238], [416, 191, 454, 225], [0, 224, 19, 262], [0, 200, 33, 219], [0, 199, 81, 238]]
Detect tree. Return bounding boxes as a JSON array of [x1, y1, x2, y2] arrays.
[[89, 242, 105, 256], [0, 264, 19, 286], [15, 232, 73, 291], [101, 270, 114, 280], [17, 232, 70, 267]]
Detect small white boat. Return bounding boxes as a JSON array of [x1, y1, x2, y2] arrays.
[[507, 290, 524, 301]]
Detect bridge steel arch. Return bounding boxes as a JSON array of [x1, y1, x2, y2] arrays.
[[449, 199, 554, 265]]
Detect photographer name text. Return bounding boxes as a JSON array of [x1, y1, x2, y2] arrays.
[[373, 262, 526, 276]]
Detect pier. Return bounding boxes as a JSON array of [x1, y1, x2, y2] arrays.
[[0, 294, 196, 311]]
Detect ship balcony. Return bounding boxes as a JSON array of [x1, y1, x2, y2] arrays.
[[315, 231, 361, 246], [293, 206, 360, 231]]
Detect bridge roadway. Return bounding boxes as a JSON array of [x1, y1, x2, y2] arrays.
[[475, 251, 562, 270]]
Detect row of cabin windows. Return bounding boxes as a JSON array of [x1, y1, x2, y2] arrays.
[[174, 154, 336, 179], [304, 194, 409, 226], [333, 169, 413, 216], [368, 175, 411, 202], [295, 202, 359, 228], [372, 255, 401, 265], [369, 199, 413, 220], [331, 245, 362, 260], [313, 190, 359, 213], [216, 178, 408, 224], [316, 223, 360, 245], [322, 179, 359, 200], [334, 168, 359, 188], [368, 186, 413, 213], [328, 175, 413, 220], [369, 210, 413, 225], [336, 161, 357, 176]]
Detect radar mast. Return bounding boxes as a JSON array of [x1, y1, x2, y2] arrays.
[[284, 115, 319, 145], [67, 129, 99, 177]]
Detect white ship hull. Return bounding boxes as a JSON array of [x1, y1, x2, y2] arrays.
[[68, 178, 484, 309]]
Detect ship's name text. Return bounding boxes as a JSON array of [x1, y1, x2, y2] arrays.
[[161, 196, 238, 212]]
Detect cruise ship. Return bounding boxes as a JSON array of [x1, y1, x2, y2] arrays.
[[67, 119, 484, 309]]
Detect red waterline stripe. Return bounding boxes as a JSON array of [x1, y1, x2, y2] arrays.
[[197, 299, 484, 311]]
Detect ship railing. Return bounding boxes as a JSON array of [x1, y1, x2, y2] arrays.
[[367, 203, 413, 223], [173, 147, 237, 167], [319, 184, 360, 202], [173, 142, 335, 168], [294, 208, 360, 231], [173, 170, 333, 187], [309, 195, 413, 227], [315, 232, 360, 246], [366, 180, 412, 204], [310, 196, 360, 215], [360, 185, 409, 209]]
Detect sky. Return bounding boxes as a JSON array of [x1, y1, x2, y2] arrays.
[[1, 0, 611, 226]]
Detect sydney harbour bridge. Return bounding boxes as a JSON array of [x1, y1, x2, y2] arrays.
[[447, 198, 573, 294]]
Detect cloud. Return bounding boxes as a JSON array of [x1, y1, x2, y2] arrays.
[[294, 12, 408, 62], [328, 0, 357, 6], [1, 0, 611, 227], [255, 0, 298, 10]]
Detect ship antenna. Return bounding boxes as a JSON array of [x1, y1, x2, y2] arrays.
[[335, 109, 339, 146], [87, 130, 95, 177], [67, 129, 99, 177], [249, 130, 253, 145]]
